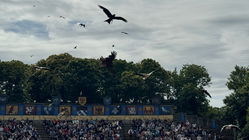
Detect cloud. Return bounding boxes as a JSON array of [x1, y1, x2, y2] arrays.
[[4, 20, 49, 39], [209, 16, 249, 26]]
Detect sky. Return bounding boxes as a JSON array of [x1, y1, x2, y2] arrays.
[[1, 0, 249, 107]]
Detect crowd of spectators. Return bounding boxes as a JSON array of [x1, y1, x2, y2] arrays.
[[128, 119, 216, 140], [43, 120, 123, 140], [0, 119, 40, 140], [0, 118, 221, 140]]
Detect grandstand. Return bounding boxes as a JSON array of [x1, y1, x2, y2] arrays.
[[0, 103, 222, 140]]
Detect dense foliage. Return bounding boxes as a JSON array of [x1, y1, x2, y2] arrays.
[[0, 53, 212, 116]]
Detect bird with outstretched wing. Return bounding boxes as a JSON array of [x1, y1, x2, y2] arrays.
[[220, 124, 240, 133], [98, 5, 127, 24], [100, 51, 117, 68], [136, 69, 159, 80]]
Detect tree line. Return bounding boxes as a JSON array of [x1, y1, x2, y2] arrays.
[[0, 53, 213, 115]]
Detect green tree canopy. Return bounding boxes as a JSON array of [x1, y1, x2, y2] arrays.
[[0, 60, 30, 102], [224, 65, 249, 128]]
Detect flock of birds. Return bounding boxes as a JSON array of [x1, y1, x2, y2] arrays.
[[31, 3, 158, 81], [32, 3, 212, 96], [30, 3, 129, 57]]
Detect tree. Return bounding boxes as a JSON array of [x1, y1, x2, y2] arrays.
[[239, 107, 249, 139], [63, 58, 102, 103], [173, 64, 211, 115], [0, 60, 31, 103], [224, 65, 249, 128]]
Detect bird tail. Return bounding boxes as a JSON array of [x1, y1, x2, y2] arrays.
[[105, 19, 112, 24]]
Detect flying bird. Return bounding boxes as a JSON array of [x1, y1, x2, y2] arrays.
[[79, 23, 86, 28], [112, 44, 115, 47], [100, 51, 117, 68], [121, 32, 128, 35], [74, 46, 77, 49], [136, 69, 159, 80], [59, 16, 66, 19], [30, 55, 34, 57], [220, 124, 240, 133], [98, 5, 127, 24], [201, 89, 212, 98]]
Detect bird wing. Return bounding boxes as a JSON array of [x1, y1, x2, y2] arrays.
[[220, 125, 227, 133], [98, 5, 113, 18], [147, 68, 160, 76], [114, 16, 128, 22], [230, 125, 241, 131], [148, 70, 156, 76], [203, 90, 212, 98], [136, 72, 146, 77]]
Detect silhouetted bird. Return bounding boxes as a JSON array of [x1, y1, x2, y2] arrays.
[[100, 51, 117, 68], [30, 55, 34, 57], [220, 124, 240, 133], [79, 23, 86, 28], [121, 32, 128, 35], [59, 16, 65, 19], [74, 46, 77, 49], [136, 69, 159, 80], [112, 44, 114, 47], [201, 89, 212, 98], [98, 5, 127, 24]]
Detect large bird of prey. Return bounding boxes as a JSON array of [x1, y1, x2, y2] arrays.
[[136, 69, 159, 80], [201, 89, 212, 98], [100, 51, 117, 68], [98, 5, 127, 24], [220, 124, 240, 133]]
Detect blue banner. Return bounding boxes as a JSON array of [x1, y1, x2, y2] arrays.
[[154, 105, 160, 115], [0, 104, 175, 116], [18, 104, 24, 115], [0, 105, 5, 115], [87, 105, 93, 116], [120, 105, 126, 115], [36, 104, 42, 115], [137, 105, 143, 115], [72, 105, 77, 116], [104, 105, 110, 115]]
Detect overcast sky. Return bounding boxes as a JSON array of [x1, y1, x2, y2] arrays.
[[1, 0, 249, 107]]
